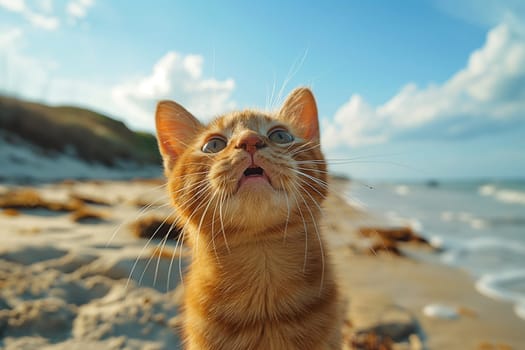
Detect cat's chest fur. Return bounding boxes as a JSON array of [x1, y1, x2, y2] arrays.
[[184, 228, 340, 350]]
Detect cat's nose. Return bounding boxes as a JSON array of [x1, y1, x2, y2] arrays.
[[235, 132, 266, 154]]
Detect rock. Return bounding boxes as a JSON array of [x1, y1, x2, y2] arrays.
[[368, 240, 403, 257], [359, 227, 430, 245], [349, 305, 420, 349], [422, 304, 459, 320], [372, 306, 418, 342], [350, 331, 394, 350]]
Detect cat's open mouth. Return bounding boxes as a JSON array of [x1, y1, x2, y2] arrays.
[[243, 166, 264, 177], [238, 166, 271, 189]]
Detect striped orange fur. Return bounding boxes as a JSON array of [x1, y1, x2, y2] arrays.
[[156, 88, 342, 349]]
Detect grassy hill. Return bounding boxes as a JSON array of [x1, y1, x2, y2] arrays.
[[0, 96, 161, 166]]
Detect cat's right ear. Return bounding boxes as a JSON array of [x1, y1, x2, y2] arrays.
[[155, 100, 203, 173]]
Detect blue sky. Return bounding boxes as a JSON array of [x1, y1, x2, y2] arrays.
[[0, 0, 524, 180]]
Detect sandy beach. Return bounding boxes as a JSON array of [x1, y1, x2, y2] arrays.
[[0, 178, 523, 350], [325, 179, 525, 350]]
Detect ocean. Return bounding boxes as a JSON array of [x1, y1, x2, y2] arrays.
[[345, 178, 525, 321]]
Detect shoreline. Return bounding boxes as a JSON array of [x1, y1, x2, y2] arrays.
[[326, 178, 525, 349]]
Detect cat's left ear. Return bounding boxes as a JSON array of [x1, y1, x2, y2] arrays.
[[278, 87, 319, 141], [155, 100, 203, 173]]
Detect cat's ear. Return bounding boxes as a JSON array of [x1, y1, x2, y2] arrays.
[[278, 87, 319, 141], [155, 100, 203, 173]]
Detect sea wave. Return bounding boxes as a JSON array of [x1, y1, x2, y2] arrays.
[[479, 184, 525, 205], [441, 237, 525, 265], [475, 270, 525, 320], [385, 210, 424, 232], [515, 302, 525, 320], [439, 210, 487, 230], [394, 185, 410, 196]]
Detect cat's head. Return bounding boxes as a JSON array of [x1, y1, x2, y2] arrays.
[[155, 87, 327, 246]]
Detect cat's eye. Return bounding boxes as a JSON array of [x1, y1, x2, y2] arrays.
[[202, 137, 227, 153], [268, 129, 294, 144]]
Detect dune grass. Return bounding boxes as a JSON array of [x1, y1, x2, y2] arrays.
[[0, 95, 160, 166]]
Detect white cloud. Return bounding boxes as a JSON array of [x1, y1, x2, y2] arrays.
[[323, 20, 525, 149], [25, 11, 59, 29], [0, 0, 95, 30], [0, 0, 59, 30], [66, 0, 94, 20], [112, 51, 236, 129], [0, 0, 25, 12]]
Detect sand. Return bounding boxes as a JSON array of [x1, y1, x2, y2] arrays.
[[0, 178, 523, 350]]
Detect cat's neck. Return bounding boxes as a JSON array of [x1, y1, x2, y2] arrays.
[[189, 219, 326, 291]]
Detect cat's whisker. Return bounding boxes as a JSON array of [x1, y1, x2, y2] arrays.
[[292, 169, 329, 192], [186, 191, 211, 255], [197, 188, 222, 264], [167, 219, 193, 291], [289, 141, 320, 156], [296, 155, 412, 171], [288, 140, 317, 154], [268, 73, 278, 110], [152, 215, 177, 288], [164, 215, 187, 291], [218, 186, 230, 254], [169, 178, 210, 196], [294, 181, 325, 295], [295, 166, 330, 174], [295, 160, 326, 165], [272, 48, 308, 110], [293, 172, 329, 193], [126, 210, 174, 290], [296, 176, 327, 202], [177, 184, 213, 234], [171, 161, 213, 168], [137, 211, 177, 288], [175, 230, 188, 289], [280, 178, 291, 242], [296, 163, 377, 191], [288, 181, 309, 273], [168, 178, 207, 188], [210, 186, 230, 254], [286, 139, 313, 154], [175, 186, 215, 278], [181, 188, 213, 219], [266, 75, 278, 112], [106, 183, 169, 247], [133, 184, 208, 290], [167, 171, 210, 181]]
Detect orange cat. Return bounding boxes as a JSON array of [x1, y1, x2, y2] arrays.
[[155, 87, 342, 350]]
